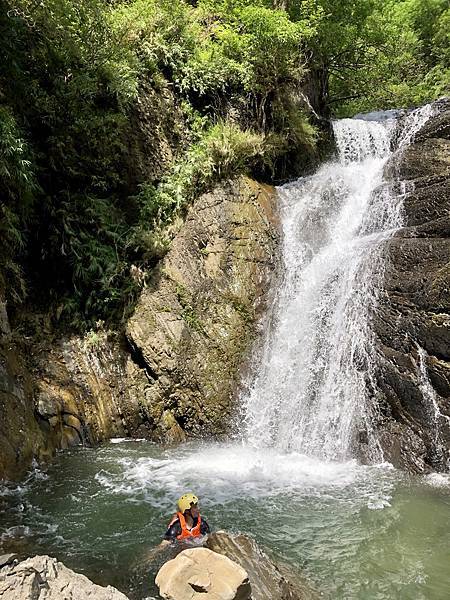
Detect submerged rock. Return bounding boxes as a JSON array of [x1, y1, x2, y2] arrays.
[[371, 98, 450, 472], [0, 554, 17, 569], [0, 555, 128, 599], [155, 547, 251, 600]]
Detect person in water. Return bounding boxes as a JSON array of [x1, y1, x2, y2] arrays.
[[162, 493, 211, 543], [140, 493, 211, 565]]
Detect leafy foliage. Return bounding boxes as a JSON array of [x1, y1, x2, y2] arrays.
[[0, 0, 447, 328], [0, 106, 37, 303], [132, 122, 265, 260], [293, 0, 450, 116]]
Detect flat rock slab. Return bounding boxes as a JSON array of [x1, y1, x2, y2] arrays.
[[155, 547, 251, 600], [0, 555, 129, 599]]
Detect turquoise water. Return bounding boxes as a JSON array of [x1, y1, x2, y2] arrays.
[[1, 440, 449, 599]]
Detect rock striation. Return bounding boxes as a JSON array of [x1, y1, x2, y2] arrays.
[[0, 554, 128, 599], [0, 176, 279, 479], [371, 98, 450, 471], [0, 323, 136, 479]]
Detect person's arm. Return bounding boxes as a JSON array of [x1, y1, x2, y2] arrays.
[[133, 539, 170, 571], [141, 539, 170, 563], [163, 518, 182, 541], [136, 518, 181, 567]]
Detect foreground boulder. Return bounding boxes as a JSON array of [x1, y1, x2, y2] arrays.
[[0, 555, 128, 600], [206, 532, 319, 600], [155, 547, 251, 600]]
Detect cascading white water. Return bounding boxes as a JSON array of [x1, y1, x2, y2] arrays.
[[243, 105, 434, 462]]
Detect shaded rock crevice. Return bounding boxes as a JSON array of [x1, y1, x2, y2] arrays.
[[126, 338, 160, 383]]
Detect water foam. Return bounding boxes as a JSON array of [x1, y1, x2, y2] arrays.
[[110, 438, 146, 444], [92, 441, 398, 511], [424, 472, 450, 488]]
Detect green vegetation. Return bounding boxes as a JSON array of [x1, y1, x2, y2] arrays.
[[0, 105, 37, 303], [228, 296, 255, 326], [175, 283, 203, 332], [301, 0, 450, 116], [0, 0, 448, 328]]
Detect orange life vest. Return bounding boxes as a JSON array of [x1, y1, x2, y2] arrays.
[[168, 511, 202, 540]]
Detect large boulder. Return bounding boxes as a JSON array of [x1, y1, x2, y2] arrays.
[[155, 547, 251, 600], [371, 98, 450, 471], [0, 555, 128, 599], [206, 532, 319, 600]]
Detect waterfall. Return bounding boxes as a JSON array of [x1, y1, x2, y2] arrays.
[[243, 105, 434, 462]]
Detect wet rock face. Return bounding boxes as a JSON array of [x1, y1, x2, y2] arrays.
[[0, 329, 49, 481], [30, 334, 141, 448], [0, 554, 129, 599], [126, 176, 279, 439], [0, 325, 138, 479], [0, 176, 279, 479], [372, 99, 450, 472]]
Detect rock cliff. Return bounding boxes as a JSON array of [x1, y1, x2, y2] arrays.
[[3, 101, 448, 480], [372, 99, 450, 472], [0, 176, 279, 479], [126, 176, 279, 439]]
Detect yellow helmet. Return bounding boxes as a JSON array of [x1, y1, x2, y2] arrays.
[[177, 493, 199, 513]]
